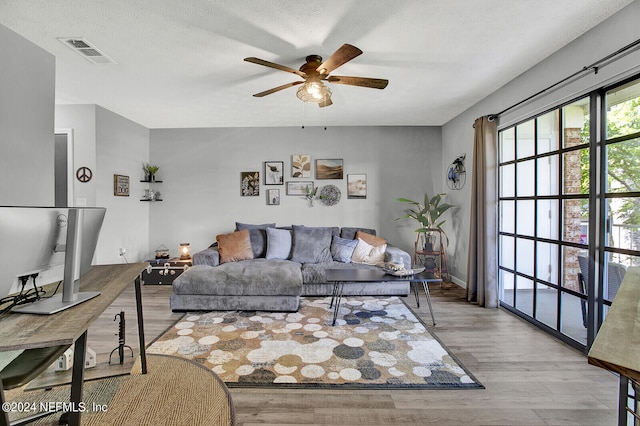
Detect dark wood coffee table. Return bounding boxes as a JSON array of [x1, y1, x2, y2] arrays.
[[325, 268, 440, 326]]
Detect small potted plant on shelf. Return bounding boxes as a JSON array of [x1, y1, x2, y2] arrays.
[[143, 163, 160, 181], [395, 192, 454, 251]]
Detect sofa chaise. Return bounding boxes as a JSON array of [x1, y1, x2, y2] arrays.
[[170, 223, 412, 312]]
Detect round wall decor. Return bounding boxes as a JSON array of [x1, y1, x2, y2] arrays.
[[76, 166, 93, 183], [320, 185, 341, 206]]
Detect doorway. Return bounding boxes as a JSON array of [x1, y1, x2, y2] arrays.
[[54, 130, 74, 207]]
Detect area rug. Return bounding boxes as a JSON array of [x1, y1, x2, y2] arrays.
[[147, 296, 483, 389]]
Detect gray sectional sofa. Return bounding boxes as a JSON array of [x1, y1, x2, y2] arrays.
[[170, 224, 412, 312]]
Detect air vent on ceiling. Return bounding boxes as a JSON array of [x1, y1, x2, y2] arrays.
[[57, 37, 116, 64]]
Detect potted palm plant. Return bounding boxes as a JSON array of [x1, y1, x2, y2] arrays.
[[395, 192, 454, 251]]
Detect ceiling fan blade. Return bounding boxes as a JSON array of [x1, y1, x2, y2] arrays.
[[318, 97, 333, 108], [244, 57, 306, 77], [253, 81, 304, 97], [316, 44, 362, 75], [326, 75, 388, 89]]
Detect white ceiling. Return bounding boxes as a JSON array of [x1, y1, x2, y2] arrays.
[[0, 0, 634, 129]]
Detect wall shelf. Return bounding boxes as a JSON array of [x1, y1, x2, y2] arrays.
[[141, 174, 162, 202]]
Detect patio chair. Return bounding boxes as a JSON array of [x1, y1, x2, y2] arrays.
[[576, 255, 627, 328]]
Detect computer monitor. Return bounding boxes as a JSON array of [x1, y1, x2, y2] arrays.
[[0, 206, 106, 315]]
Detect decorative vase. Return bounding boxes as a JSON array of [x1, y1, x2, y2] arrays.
[[149, 174, 155, 182], [307, 198, 314, 207]]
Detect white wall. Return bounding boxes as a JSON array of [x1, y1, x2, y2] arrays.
[[55, 105, 97, 206], [442, 0, 640, 286], [0, 24, 55, 205], [149, 126, 442, 258], [95, 106, 150, 264], [55, 104, 150, 264]]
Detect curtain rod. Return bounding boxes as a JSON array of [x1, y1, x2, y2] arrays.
[[489, 38, 640, 121]]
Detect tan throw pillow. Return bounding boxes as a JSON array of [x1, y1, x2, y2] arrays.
[[355, 231, 387, 247], [351, 238, 387, 266], [216, 229, 254, 263]]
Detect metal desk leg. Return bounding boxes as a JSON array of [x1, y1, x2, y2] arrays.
[[134, 275, 147, 374], [422, 282, 437, 326], [412, 282, 421, 308], [64, 330, 88, 426]]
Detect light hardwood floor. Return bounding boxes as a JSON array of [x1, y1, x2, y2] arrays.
[[85, 280, 619, 426]]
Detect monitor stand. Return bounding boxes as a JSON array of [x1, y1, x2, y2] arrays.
[[11, 209, 100, 315], [12, 291, 100, 315]]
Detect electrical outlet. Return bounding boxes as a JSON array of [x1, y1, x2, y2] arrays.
[[119, 247, 126, 256]]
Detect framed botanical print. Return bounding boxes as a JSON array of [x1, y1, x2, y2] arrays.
[[264, 161, 284, 185], [347, 174, 367, 199], [291, 154, 311, 178], [114, 174, 129, 196], [316, 159, 343, 179], [241, 171, 260, 196]]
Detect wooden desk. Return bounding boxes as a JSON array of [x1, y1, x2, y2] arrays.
[[0, 263, 148, 426], [588, 266, 640, 425]]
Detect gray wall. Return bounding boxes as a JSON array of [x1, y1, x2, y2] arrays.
[[149, 126, 442, 258], [442, 0, 640, 285], [0, 24, 55, 205]]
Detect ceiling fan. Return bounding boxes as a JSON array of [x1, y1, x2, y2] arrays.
[[244, 44, 388, 107]]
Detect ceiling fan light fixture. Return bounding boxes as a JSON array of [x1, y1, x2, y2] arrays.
[[296, 79, 331, 103]]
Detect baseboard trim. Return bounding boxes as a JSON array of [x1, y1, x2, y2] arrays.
[[448, 274, 466, 289]]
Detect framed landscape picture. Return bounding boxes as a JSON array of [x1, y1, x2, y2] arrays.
[[267, 189, 280, 205], [286, 181, 313, 196], [264, 161, 284, 185], [241, 171, 260, 196], [347, 174, 367, 199], [316, 159, 343, 179], [291, 154, 311, 178]]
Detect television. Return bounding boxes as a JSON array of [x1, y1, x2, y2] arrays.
[[0, 206, 106, 315]]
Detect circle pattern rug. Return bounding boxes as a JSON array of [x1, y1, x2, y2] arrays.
[[147, 296, 483, 389]]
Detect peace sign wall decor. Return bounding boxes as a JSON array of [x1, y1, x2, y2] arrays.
[[76, 166, 92, 183], [114, 174, 130, 196]]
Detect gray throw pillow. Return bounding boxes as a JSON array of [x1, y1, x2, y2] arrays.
[[330, 236, 358, 263], [290, 225, 333, 264], [340, 227, 377, 240], [235, 222, 276, 258], [265, 227, 292, 260]]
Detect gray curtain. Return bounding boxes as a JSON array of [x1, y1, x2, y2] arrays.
[[466, 116, 498, 308]]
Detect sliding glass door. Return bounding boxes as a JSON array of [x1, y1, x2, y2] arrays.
[[498, 75, 640, 350]]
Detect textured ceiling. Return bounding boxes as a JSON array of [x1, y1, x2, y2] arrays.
[[0, 0, 634, 128]]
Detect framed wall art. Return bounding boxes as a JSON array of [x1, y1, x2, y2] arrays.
[[316, 159, 343, 179], [347, 174, 367, 199], [291, 154, 311, 178], [114, 174, 130, 197], [241, 171, 260, 196], [267, 189, 280, 205], [264, 161, 284, 185], [286, 181, 314, 196]]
